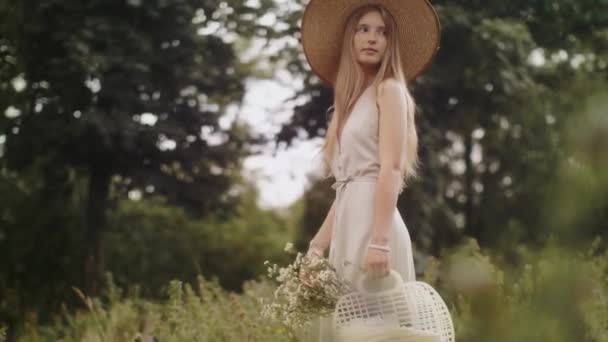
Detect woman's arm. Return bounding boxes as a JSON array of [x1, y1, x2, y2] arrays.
[[370, 79, 409, 246], [364, 78, 408, 279], [308, 198, 337, 255]]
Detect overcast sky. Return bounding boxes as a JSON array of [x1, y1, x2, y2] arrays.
[[236, 77, 326, 209]]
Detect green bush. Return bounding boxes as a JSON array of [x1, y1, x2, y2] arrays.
[[434, 237, 608, 342], [105, 186, 296, 296]]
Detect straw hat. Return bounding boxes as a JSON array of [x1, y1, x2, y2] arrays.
[[300, 0, 441, 85]]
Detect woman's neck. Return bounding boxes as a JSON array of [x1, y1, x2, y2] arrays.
[[361, 65, 378, 87]]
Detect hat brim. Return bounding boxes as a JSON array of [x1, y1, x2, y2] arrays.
[[301, 0, 441, 86]]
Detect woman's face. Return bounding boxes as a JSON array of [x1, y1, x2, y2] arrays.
[[353, 10, 387, 68]]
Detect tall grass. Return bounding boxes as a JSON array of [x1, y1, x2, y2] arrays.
[[15, 273, 296, 341], [8, 238, 606, 341]]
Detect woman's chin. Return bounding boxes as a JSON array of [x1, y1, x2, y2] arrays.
[[358, 59, 381, 69]]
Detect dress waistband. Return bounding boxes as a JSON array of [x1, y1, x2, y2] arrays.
[[331, 174, 378, 193]]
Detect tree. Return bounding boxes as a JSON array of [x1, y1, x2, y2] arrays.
[[0, 0, 276, 295]]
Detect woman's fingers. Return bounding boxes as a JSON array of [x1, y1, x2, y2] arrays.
[[367, 258, 390, 279], [374, 258, 390, 278], [374, 264, 383, 279], [367, 262, 381, 279], [365, 249, 392, 279], [299, 270, 311, 286], [299, 268, 308, 281], [301, 253, 320, 284]]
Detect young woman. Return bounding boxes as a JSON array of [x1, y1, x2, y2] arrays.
[[299, 0, 440, 340]]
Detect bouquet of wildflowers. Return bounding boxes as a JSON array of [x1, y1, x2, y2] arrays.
[[260, 242, 355, 329]]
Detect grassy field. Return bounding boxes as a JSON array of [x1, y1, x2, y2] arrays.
[[6, 238, 607, 342]]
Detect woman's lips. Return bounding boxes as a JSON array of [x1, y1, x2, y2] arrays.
[[363, 48, 378, 54]]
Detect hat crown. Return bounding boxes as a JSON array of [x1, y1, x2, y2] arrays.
[[301, 0, 441, 85]]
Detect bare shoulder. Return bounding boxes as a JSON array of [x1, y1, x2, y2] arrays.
[[377, 78, 407, 113], [378, 78, 405, 98]]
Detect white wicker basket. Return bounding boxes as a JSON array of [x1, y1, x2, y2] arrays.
[[333, 270, 455, 342]]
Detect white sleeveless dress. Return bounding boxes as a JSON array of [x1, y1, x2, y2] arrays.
[[315, 85, 417, 341]]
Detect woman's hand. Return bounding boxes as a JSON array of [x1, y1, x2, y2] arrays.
[[299, 246, 323, 286], [365, 247, 390, 279]]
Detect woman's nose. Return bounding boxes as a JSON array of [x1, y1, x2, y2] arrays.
[[367, 32, 379, 43]]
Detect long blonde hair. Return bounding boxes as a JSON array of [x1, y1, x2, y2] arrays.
[[322, 4, 420, 187]]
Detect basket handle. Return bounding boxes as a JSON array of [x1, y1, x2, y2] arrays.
[[357, 269, 405, 294]]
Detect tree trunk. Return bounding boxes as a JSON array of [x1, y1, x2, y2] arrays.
[[84, 165, 111, 297]]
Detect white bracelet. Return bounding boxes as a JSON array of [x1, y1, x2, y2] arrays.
[[369, 243, 391, 252]]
